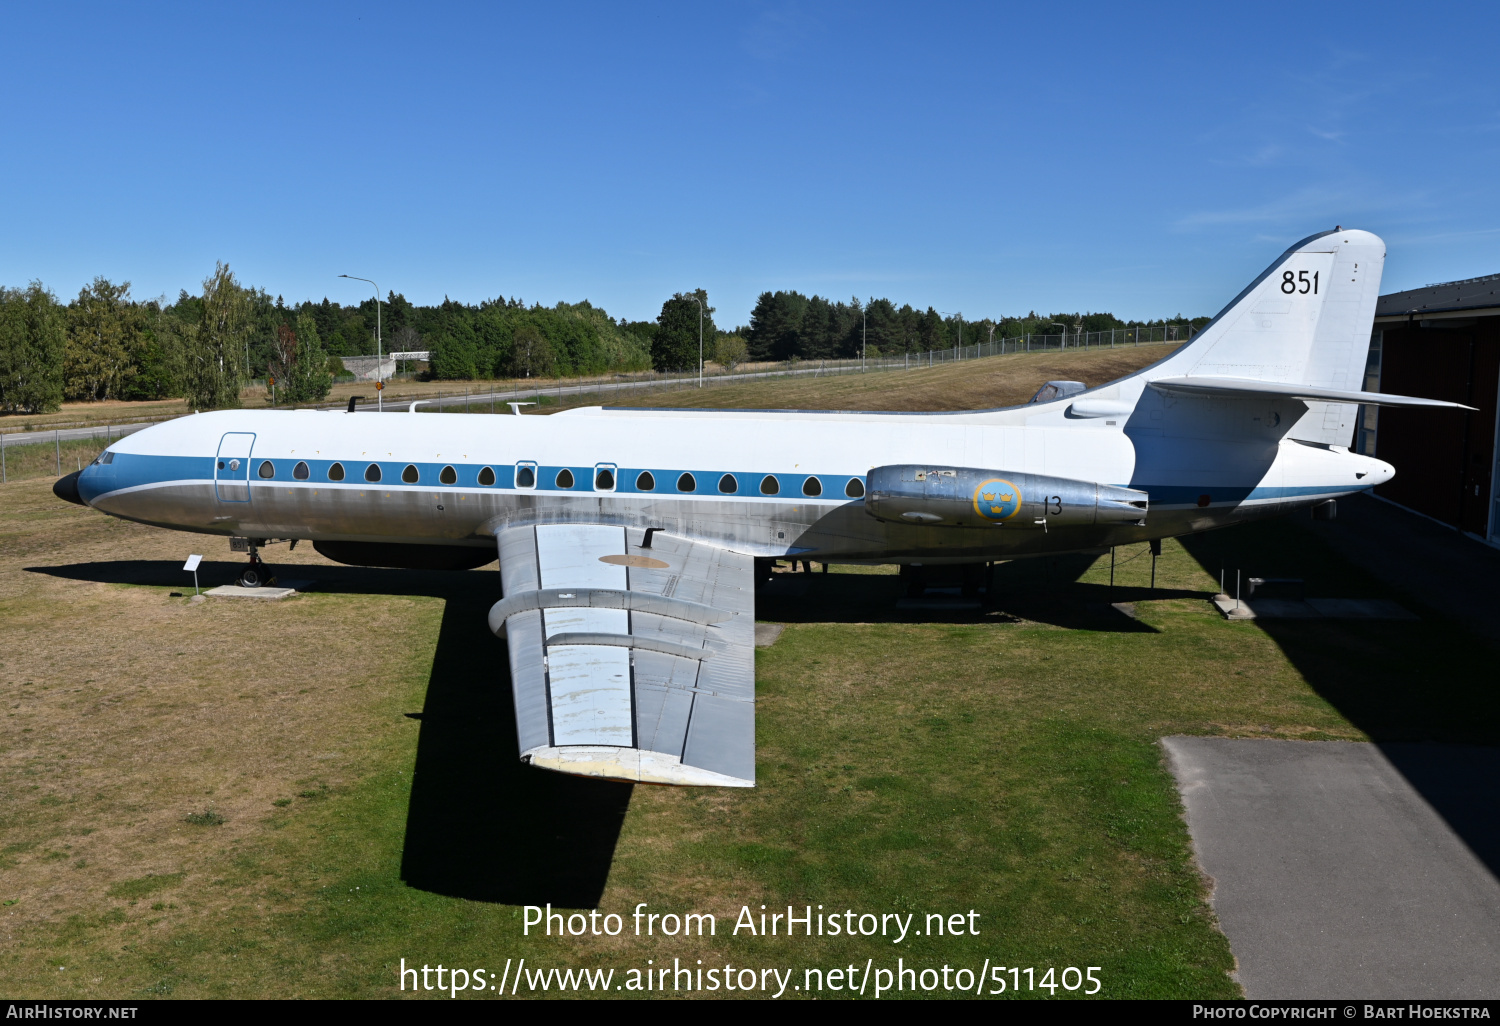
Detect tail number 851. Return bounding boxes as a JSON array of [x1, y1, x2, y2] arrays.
[[1281, 270, 1319, 295]]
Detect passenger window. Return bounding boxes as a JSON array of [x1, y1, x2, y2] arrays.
[[802, 476, 822, 497], [677, 472, 696, 492], [477, 466, 496, 486], [258, 460, 275, 479], [439, 465, 457, 485], [636, 471, 655, 491], [515, 462, 536, 488], [293, 461, 309, 480], [365, 463, 382, 483], [556, 468, 575, 489], [718, 474, 738, 494], [760, 475, 779, 495], [329, 462, 345, 482], [845, 477, 865, 498], [402, 464, 419, 484], [594, 465, 616, 491]]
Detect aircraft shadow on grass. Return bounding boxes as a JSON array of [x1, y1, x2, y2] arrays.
[[1176, 524, 1500, 881], [760, 553, 1181, 633]]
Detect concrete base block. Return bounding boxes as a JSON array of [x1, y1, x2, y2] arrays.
[[1212, 594, 1415, 621], [897, 590, 982, 612], [206, 584, 299, 601], [754, 623, 784, 648]]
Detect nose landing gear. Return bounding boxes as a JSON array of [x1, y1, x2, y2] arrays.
[[230, 537, 276, 588]]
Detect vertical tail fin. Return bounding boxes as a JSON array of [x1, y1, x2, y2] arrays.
[[1147, 228, 1385, 445]]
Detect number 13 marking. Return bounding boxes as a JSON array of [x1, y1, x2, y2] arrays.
[[1281, 270, 1319, 295]]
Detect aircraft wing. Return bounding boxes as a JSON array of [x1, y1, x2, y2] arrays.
[[1147, 376, 1477, 410], [489, 523, 756, 787]]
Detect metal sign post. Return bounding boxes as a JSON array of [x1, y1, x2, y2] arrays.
[[183, 554, 203, 596]]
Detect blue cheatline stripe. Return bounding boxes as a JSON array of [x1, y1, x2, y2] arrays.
[[80, 453, 868, 503], [81, 453, 1363, 508]]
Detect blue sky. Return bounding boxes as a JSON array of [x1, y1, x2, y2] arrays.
[[4, 1, 1498, 326]]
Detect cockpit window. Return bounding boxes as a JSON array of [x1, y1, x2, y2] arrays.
[[92, 451, 115, 466], [293, 461, 309, 480], [258, 460, 275, 479]]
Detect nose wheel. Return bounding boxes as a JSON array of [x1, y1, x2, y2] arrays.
[[236, 547, 274, 588]]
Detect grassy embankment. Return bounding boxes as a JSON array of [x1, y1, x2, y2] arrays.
[[0, 338, 1180, 434], [2, 344, 1494, 999]]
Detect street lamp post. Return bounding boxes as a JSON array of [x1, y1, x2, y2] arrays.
[[681, 292, 704, 388], [339, 275, 382, 410]]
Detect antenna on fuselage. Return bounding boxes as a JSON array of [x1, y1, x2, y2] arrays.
[[346, 396, 360, 414]]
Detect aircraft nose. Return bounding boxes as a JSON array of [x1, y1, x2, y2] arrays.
[[53, 470, 85, 506]]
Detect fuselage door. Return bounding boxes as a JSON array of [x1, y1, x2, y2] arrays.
[[215, 433, 255, 502]]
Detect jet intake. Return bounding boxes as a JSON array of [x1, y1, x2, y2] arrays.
[[865, 465, 1148, 529]]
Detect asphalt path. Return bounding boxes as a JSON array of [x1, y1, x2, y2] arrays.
[[1164, 736, 1500, 998], [1, 421, 150, 448], [361, 360, 905, 413]]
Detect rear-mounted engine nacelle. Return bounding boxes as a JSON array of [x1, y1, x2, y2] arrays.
[[864, 465, 1148, 529]]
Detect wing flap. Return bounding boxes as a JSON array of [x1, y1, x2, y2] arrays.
[[493, 523, 755, 787]]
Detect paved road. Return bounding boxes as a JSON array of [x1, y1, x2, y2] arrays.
[[362, 360, 908, 413], [1164, 736, 1500, 999], [1, 421, 150, 449]]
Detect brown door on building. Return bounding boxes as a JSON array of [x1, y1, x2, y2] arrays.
[[1375, 321, 1498, 536]]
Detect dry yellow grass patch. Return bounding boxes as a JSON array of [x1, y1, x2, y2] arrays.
[[0, 477, 446, 936]]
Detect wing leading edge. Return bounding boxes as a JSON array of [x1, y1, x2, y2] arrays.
[[492, 523, 756, 787]]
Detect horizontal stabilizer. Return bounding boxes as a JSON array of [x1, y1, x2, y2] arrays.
[[1147, 376, 1476, 411]]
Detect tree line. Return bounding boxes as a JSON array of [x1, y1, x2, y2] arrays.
[[624, 291, 1209, 373], [0, 266, 1208, 414], [0, 265, 338, 414]]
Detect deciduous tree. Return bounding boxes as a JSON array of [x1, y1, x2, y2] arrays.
[[185, 262, 248, 410], [0, 282, 66, 413]]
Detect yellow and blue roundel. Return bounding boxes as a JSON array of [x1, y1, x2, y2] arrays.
[[972, 477, 1022, 522]]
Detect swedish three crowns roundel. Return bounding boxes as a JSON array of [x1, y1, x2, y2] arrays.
[[972, 478, 1022, 522]]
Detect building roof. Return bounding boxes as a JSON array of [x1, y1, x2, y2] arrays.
[[1376, 273, 1500, 318]]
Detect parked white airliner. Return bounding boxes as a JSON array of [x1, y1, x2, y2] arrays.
[[55, 229, 1469, 788]]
